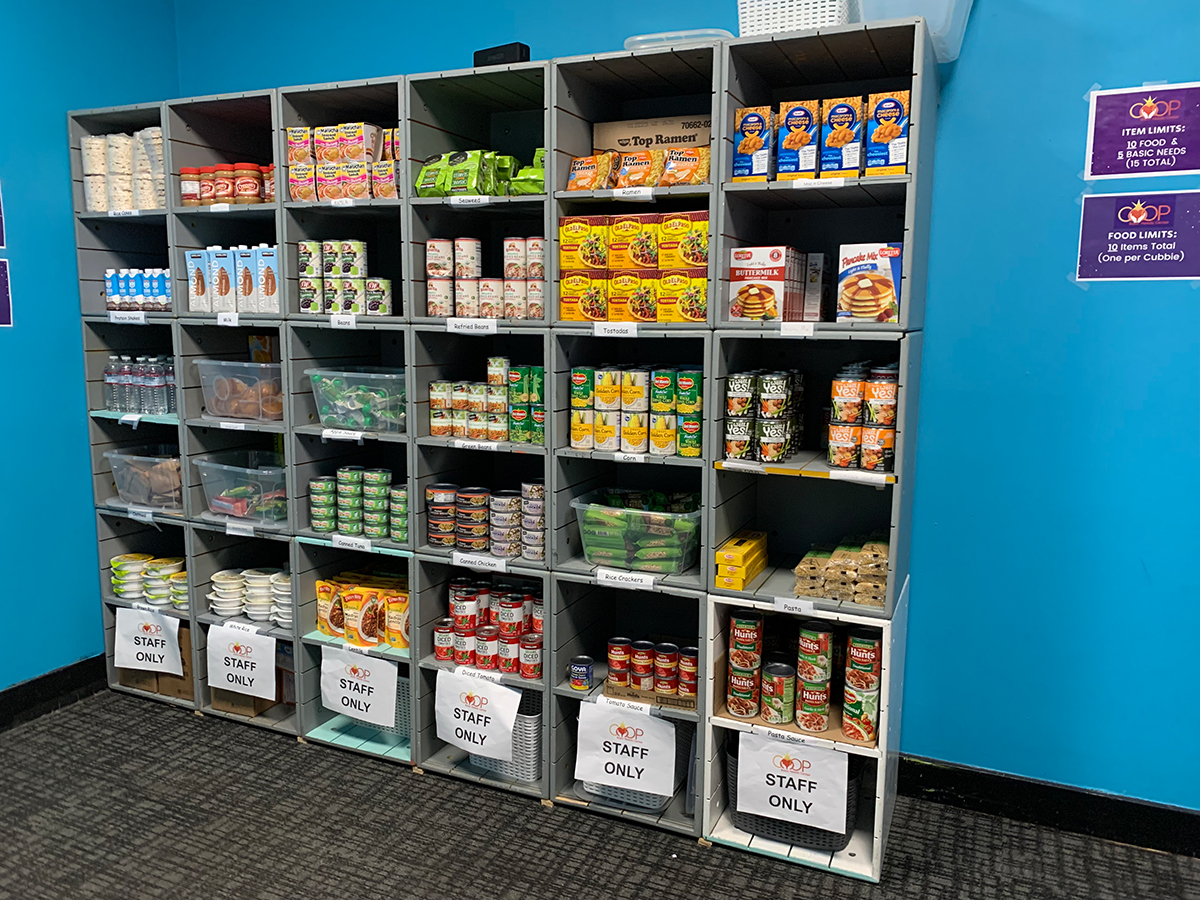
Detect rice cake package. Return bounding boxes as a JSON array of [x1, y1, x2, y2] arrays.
[[732, 107, 774, 182], [777, 100, 820, 180], [837, 243, 902, 323], [865, 91, 910, 176], [820, 97, 864, 178]]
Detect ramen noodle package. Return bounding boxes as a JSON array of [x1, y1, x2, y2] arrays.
[[837, 243, 902, 323], [608, 214, 659, 269], [615, 150, 666, 188], [608, 269, 658, 323], [566, 151, 619, 191], [732, 107, 774, 182], [865, 91, 909, 176], [658, 211, 709, 269], [656, 268, 708, 324], [558, 216, 609, 270], [559, 270, 609, 322], [658, 147, 711, 186], [777, 100, 820, 180], [820, 97, 865, 178]]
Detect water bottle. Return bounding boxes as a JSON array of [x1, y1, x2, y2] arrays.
[[104, 356, 120, 411], [133, 356, 148, 413], [164, 357, 176, 414], [144, 358, 164, 414], [118, 356, 136, 412]]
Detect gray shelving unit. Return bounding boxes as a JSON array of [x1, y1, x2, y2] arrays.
[[71, 19, 934, 881]]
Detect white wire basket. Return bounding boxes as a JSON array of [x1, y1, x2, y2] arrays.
[[378, 674, 410, 736], [470, 689, 542, 783], [579, 720, 696, 812], [738, 0, 861, 35]]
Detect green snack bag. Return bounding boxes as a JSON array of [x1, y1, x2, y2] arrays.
[[634, 547, 683, 561], [636, 536, 682, 549], [440, 150, 487, 195], [494, 155, 518, 184], [533, 147, 546, 168], [482, 151, 497, 195], [632, 559, 681, 574], [414, 153, 450, 197], [509, 165, 545, 195]]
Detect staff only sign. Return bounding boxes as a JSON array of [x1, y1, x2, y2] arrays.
[[206, 623, 276, 701], [114, 607, 182, 675], [434, 668, 521, 761], [574, 700, 677, 797], [735, 733, 849, 833], [320, 645, 397, 729]]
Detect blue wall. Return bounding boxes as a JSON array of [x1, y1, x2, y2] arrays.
[[5, 0, 1198, 810], [0, 3, 179, 692]]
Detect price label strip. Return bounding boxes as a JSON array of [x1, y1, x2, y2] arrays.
[[780, 322, 815, 337], [209, 203, 231, 213], [449, 195, 490, 207], [596, 694, 656, 716], [107, 209, 141, 218], [216, 312, 239, 327], [453, 440, 499, 451], [614, 187, 655, 201], [454, 665, 504, 683], [119, 413, 142, 429], [225, 521, 255, 537], [451, 552, 507, 573], [330, 198, 355, 207], [219, 421, 246, 431], [774, 596, 814, 615], [322, 428, 365, 443]]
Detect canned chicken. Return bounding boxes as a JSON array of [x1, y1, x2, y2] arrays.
[[426, 483, 459, 504]]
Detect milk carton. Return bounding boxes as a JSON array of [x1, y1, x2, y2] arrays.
[[256, 245, 279, 314], [235, 246, 258, 313], [186, 250, 210, 312], [208, 247, 236, 313]]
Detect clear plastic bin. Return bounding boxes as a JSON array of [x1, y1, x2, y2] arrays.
[[860, 0, 974, 61], [570, 489, 702, 575], [304, 367, 406, 434], [194, 450, 287, 523], [103, 444, 183, 510], [195, 359, 284, 422]]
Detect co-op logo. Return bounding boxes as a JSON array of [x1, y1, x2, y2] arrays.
[[228, 642, 252, 658], [609, 722, 644, 742], [1117, 199, 1173, 226], [344, 664, 370, 680], [772, 753, 812, 774], [460, 691, 488, 710], [138, 622, 162, 636], [1129, 94, 1182, 120]]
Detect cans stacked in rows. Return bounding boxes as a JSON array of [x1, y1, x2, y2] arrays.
[[569, 365, 703, 457], [296, 240, 393, 316], [309, 468, 407, 542], [828, 362, 898, 472], [425, 236, 546, 320], [607, 637, 699, 697], [724, 370, 805, 462], [425, 481, 546, 562], [428, 357, 545, 446], [432, 575, 543, 679]]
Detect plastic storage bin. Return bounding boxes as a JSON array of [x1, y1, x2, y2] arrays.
[[570, 489, 702, 575], [304, 367, 406, 434], [196, 360, 284, 422], [103, 444, 183, 510], [194, 450, 287, 523], [738, 0, 861, 36], [470, 688, 541, 783], [580, 720, 696, 811], [860, 0, 973, 61]]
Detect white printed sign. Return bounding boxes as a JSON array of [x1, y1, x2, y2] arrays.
[[434, 667, 521, 761], [451, 551, 506, 573], [593, 322, 638, 337], [595, 567, 655, 589], [108, 310, 146, 324], [735, 732, 848, 833], [574, 700, 677, 797], [447, 317, 498, 335], [114, 607, 182, 675], [320, 645, 397, 728], [206, 622, 276, 700]]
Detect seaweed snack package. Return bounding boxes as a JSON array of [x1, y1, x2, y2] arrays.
[[658, 147, 711, 186], [509, 164, 546, 195], [821, 97, 865, 178], [414, 152, 450, 197], [777, 100, 820, 180], [733, 107, 774, 182], [837, 243, 902, 323], [865, 91, 910, 176], [533, 147, 546, 168], [440, 150, 489, 196], [566, 151, 619, 191], [615, 150, 666, 188]]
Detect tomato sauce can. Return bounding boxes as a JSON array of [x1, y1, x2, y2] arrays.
[[630, 671, 655, 691], [607, 667, 630, 687], [475, 625, 499, 669], [433, 617, 455, 661], [759, 662, 796, 725], [796, 680, 831, 733], [726, 666, 760, 718], [631, 640, 656, 674], [519, 634, 543, 680], [497, 598, 525, 636], [842, 684, 880, 742], [608, 637, 632, 672], [654, 672, 678, 695], [728, 611, 763, 669], [498, 635, 521, 673], [653, 642, 679, 675], [796, 621, 835, 683], [453, 629, 476, 667], [677, 678, 697, 697], [846, 628, 882, 689], [679, 646, 699, 677], [569, 655, 594, 691]]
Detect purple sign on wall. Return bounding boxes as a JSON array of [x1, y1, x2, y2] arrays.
[[1086, 82, 1200, 179], [1077, 190, 1200, 281], [0, 260, 10, 326]]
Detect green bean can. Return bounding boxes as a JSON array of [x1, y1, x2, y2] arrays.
[[509, 405, 531, 443], [650, 368, 677, 413], [571, 366, 595, 408], [677, 414, 703, 457], [507, 366, 530, 405], [676, 370, 702, 414], [530, 406, 546, 445], [529, 365, 546, 405]]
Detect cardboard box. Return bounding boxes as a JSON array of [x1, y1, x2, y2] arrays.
[[715, 530, 768, 566], [777, 100, 820, 180], [208, 248, 235, 313], [315, 163, 342, 201], [607, 214, 659, 270], [656, 268, 707, 324], [288, 163, 316, 202], [657, 211, 709, 270], [820, 97, 865, 178], [607, 269, 657, 323], [732, 107, 774, 182], [117, 667, 158, 693], [801, 252, 833, 322], [559, 269, 608, 322], [729, 245, 804, 321], [157, 623, 193, 701], [865, 91, 910, 177], [211, 687, 276, 718], [836, 243, 902, 323], [603, 680, 697, 712], [593, 115, 711, 154]]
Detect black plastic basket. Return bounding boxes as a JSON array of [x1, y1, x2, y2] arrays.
[[726, 732, 864, 851]]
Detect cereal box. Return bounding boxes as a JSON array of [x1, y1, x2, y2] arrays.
[[608, 269, 658, 323], [371, 161, 398, 199], [559, 270, 608, 322], [558, 216, 609, 270], [656, 268, 708, 324], [339, 122, 383, 164], [820, 97, 864, 178], [658, 211, 709, 269], [287, 127, 314, 164], [732, 107, 774, 182], [837, 243, 902, 323], [777, 100, 820, 180], [865, 91, 909, 176], [314, 126, 341, 163], [288, 163, 316, 202], [338, 161, 371, 200], [608, 214, 659, 269], [315, 163, 342, 201]]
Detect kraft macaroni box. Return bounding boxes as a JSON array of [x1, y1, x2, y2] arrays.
[[186, 249, 210, 312], [234, 247, 258, 313], [865, 91, 910, 176], [208, 247, 236, 313], [820, 97, 864, 178], [777, 100, 820, 180], [732, 106, 774, 182]]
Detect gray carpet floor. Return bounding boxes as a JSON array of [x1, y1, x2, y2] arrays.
[[0, 691, 1196, 899]]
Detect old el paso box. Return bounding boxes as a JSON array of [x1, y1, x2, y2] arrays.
[[593, 115, 712, 152]]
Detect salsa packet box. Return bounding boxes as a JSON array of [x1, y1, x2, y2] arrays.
[[865, 91, 910, 176], [837, 243, 902, 323], [777, 100, 820, 180], [820, 97, 865, 178], [732, 106, 774, 182]]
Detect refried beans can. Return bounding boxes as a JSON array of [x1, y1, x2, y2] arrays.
[[475, 625, 499, 669], [796, 680, 831, 733], [453, 238, 481, 278], [426, 239, 454, 278], [453, 629, 476, 667], [526, 237, 546, 279], [759, 662, 796, 725], [727, 666, 760, 718], [498, 635, 521, 673], [503, 237, 527, 279], [433, 618, 455, 661], [427, 279, 453, 317], [519, 634, 542, 679]]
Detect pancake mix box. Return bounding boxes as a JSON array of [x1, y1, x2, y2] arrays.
[[728, 245, 803, 321], [837, 243, 902, 323]]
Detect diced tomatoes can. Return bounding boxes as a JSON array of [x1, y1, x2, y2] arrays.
[[451, 595, 479, 630], [475, 625, 499, 669], [842, 684, 880, 742], [759, 662, 796, 725], [497, 598, 525, 636], [433, 617, 455, 661], [498, 635, 521, 673], [519, 633, 543, 679], [453, 629, 476, 667], [796, 620, 835, 683], [532, 598, 544, 633], [727, 665, 760, 718], [796, 680, 831, 733]]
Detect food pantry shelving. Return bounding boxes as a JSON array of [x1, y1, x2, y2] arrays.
[[72, 17, 933, 883]]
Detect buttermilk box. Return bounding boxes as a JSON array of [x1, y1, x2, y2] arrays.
[[728, 245, 804, 321]]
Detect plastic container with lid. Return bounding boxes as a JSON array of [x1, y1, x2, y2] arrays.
[[199, 167, 216, 205], [212, 165, 237, 203], [194, 450, 287, 523], [102, 444, 183, 510], [195, 359, 283, 421], [624, 29, 733, 51], [180, 167, 202, 206], [859, 0, 973, 61], [570, 489, 702, 575], [304, 366, 406, 434], [233, 163, 263, 204]]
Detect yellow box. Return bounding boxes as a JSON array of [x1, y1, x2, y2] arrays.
[[608, 268, 658, 323], [715, 550, 766, 579], [559, 270, 608, 322], [714, 530, 768, 566], [558, 215, 609, 270], [658, 211, 709, 269], [656, 268, 707, 324], [608, 214, 659, 269]]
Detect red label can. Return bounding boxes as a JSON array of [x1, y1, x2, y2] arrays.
[[453, 629, 476, 667], [608, 637, 632, 670], [607, 668, 630, 687], [677, 678, 697, 697], [846, 628, 882, 690], [679, 646, 699, 676], [433, 617, 455, 661], [630, 671, 655, 691], [452, 596, 479, 631], [631, 641, 655, 674], [532, 598, 544, 634], [475, 625, 499, 669], [654, 673, 678, 695], [497, 598, 525, 636], [523, 594, 534, 632], [498, 635, 521, 673], [654, 642, 679, 667], [519, 634, 542, 680]]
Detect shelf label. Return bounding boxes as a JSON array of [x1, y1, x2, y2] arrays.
[[614, 187, 655, 201], [451, 552, 506, 573], [216, 312, 239, 327], [613, 452, 646, 464], [107, 209, 140, 217], [331, 534, 372, 552], [435, 668, 521, 760], [114, 607, 183, 675], [127, 507, 155, 523], [454, 665, 504, 683], [225, 521, 255, 537], [735, 732, 848, 832], [322, 428, 365, 443], [595, 567, 656, 590], [345, 644, 371, 656], [780, 322, 815, 337], [449, 195, 490, 207], [447, 317, 498, 335], [330, 314, 357, 329], [330, 198, 355, 207], [454, 439, 499, 451], [596, 694, 654, 716], [774, 597, 814, 615], [119, 413, 143, 428], [575, 700, 677, 796], [219, 421, 246, 431], [593, 322, 637, 337], [209, 203, 231, 213], [720, 459, 764, 473], [321, 645, 397, 728], [222, 621, 259, 634], [130, 602, 158, 612], [108, 310, 146, 324], [828, 470, 890, 486], [794, 177, 844, 189], [754, 725, 810, 746]]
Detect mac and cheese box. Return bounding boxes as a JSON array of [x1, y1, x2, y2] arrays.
[[732, 107, 774, 182], [865, 91, 910, 176], [820, 97, 864, 178], [777, 100, 820, 180]]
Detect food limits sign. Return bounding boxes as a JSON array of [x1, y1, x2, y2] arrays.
[[574, 701, 677, 797], [114, 607, 182, 675], [206, 623, 276, 701], [434, 668, 522, 762], [320, 645, 397, 729], [735, 732, 848, 833], [1077, 189, 1200, 281], [1085, 82, 1200, 179]]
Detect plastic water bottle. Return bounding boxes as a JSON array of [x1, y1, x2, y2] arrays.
[[104, 356, 121, 411], [143, 358, 164, 414], [118, 356, 136, 412], [133, 356, 149, 413], [164, 357, 176, 414]]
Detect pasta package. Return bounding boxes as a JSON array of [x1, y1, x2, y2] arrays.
[[732, 106, 774, 182], [658, 147, 711, 186], [615, 150, 666, 188], [566, 151, 619, 191], [865, 91, 910, 176], [777, 100, 820, 180], [608, 214, 659, 269]]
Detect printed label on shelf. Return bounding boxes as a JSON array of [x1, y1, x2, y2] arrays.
[[454, 665, 504, 683], [209, 203, 231, 213], [330, 198, 355, 207], [593, 322, 637, 337], [330, 534, 372, 553], [595, 567, 656, 590], [330, 314, 357, 329], [453, 439, 499, 451], [225, 521, 255, 537], [223, 622, 258, 634], [780, 322, 815, 337], [795, 177, 844, 189], [321, 645, 397, 728], [451, 552, 506, 573], [614, 187, 655, 201], [130, 602, 158, 612], [447, 317, 498, 335], [119, 413, 142, 428], [107, 209, 140, 217], [449, 195, 490, 207], [114, 607, 183, 676], [735, 732, 848, 833], [108, 310, 146, 324], [208, 623, 278, 701], [345, 644, 371, 656], [755, 725, 810, 745], [127, 507, 155, 523], [216, 312, 239, 327], [434, 668, 521, 760], [218, 421, 246, 430], [596, 695, 654, 716], [720, 459, 764, 472], [828, 470, 889, 486], [612, 452, 646, 464], [774, 597, 814, 615], [575, 701, 677, 796], [322, 428, 365, 443]]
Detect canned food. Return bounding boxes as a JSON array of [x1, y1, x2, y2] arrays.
[[497, 598, 525, 636], [493, 540, 523, 558], [654, 642, 679, 670], [455, 279, 480, 317], [608, 637, 632, 671], [756, 418, 790, 463], [526, 279, 546, 319], [427, 279, 453, 317], [428, 505, 456, 522], [571, 367, 595, 408], [594, 368, 622, 411], [479, 279, 504, 318], [531, 406, 545, 445], [621, 369, 650, 412], [796, 680, 831, 733], [486, 385, 508, 414], [607, 667, 630, 687], [503, 280, 528, 319], [336, 495, 363, 510], [476, 625, 500, 669], [362, 497, 389, 512], [490, 490, 521, 512], [466, 412, 488, 440], [649, 414, 677, 456], [498, 635, 521, 673], [427, 533, 457, 547], [426, 239, 454, 278], [728, 611, 763, 669], [310, 519, 337, 533], [725, 373, 756, 417], [450, 382, 470, 411], [842, 685, 880, 742], [676, 370, 702, 414], [450, 409, 469, 437], [457, 507, 488, 524], [650, 369, 677, 413], [679, 646, 699, 676], [620, 411, 648, 453], [361, 484, 389, 498], [338, 521, 364, 535], [337, 466, 365, 483], [677, 414, 703, 457], [309, 476, 337, 494], [362, 468, 391, 485], [433, 618, 455, 661], [526, 237, 546, 278], [630, 671, 655, 691], [491, 526, 521, 543], [509, 405, 531, 443], [520, 529, 545, 546], [466, 382, 487, 412], [521, 498, 544, 515], [846, 628, 882, 690], [796, 621, 835, 683], [727, 666, 760, 717], [654, 673, 678, 695], [724, 417, 754, 460], [452, 595, 479, 630], [865, 370, 898, 426], [519, 634, 543, 680], [570, 408, 595, 450], [630, 640, 655, 674], [520, 513, 546, 530], [507, 366, 530, 405], [503, 237, 527, 279], [521, 481, 545, 500], [428, 381, 453, 410], [831, 373, 865, 423], [453, 630, 476, 667], [677, 678, 697, 697], [310, 493, 336, 508], [756, 372, 790, 419], [569, 655, 594, 691], [363, 511, 389, 525], [531, 599, 544, 634], [593, 410, 620, 451], [827, 424, 861, 468], [453, 238, 481, 278], [363, 524, 388, 539], [860, 426, 895, 472], [760, 662, 796, 725], [456, 488, 490, 508], [486, 358, 510, 387], [426, 483, 459, 504], [430, 408, 452, 436], [520, 543, 545, 561]]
